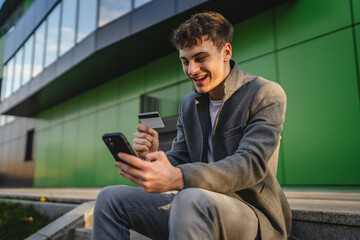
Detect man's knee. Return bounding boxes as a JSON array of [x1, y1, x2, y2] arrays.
[[170, 188, 214, 216]]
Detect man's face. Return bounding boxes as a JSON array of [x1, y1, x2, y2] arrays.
[[179, 38, 232, 100]]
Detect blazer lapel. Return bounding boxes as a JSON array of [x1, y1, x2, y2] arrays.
[[195, 93, 210, 163]]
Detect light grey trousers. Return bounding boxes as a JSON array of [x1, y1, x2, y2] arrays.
[[92, 185, 258, 240]]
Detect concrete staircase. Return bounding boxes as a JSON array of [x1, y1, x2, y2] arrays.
[[2, 189, 359, 240]]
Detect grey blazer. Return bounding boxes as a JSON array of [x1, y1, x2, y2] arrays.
[[166, 60, 292, 240]]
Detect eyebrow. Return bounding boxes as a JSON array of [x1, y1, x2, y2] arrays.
[[180, 51, 208, 60]]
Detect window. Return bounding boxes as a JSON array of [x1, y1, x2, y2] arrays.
[[1, 64, 7, 101], [141, 94, 159, 113], [13, 47, 24, 93], [59, 0, 77, 56], [77, 0, 97, 43], [22, 36, 34, 85], [24, 129, 35, 161], [45, 4, 61, 67], [32, 22, 46, 77], [98, 0, 131, 27], [5, 58, 14, 98]]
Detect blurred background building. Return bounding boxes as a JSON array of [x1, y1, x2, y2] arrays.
[[0, 0, 359, 188]]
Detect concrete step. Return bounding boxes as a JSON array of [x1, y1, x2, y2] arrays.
[[286, 189, 360, 240], [74, 228, 150, 240], [1, 188, 359, 239]]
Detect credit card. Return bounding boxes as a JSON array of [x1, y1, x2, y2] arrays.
[[138, 111, 165, 129]]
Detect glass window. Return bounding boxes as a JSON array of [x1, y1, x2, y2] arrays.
[[32, 22, 46, 77], [6, 58, 14, 98], [45, 4, 61, 67], [60, 0, 77, 56], [77, 0, 97, 43], [98, 0, 131, 27], [13, 47, 24, 93], [23, 36, 34, 85], [135, 0, 152, 8], [1, 65, 7, 101]]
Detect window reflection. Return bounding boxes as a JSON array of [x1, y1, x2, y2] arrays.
[[1, 65, 7, 101], [60, 0, 77, 56], [13, 48, 24, 92], [32, 22, 46, 77], [45, 4, 60, 67], [77, 0, 97, 43], [5, 58, 14, 98], [135, 0, 152, 8], [23, 36, 34, 85], [98, 0, 131, 27]]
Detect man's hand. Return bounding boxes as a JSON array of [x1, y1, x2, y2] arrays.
[[133, 124, 159, 159], [115, 152, 184, 193]]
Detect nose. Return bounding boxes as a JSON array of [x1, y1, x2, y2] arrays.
[[187, 61, 200, 76]]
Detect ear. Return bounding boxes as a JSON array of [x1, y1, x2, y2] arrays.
[[223, 43, 232, 62]]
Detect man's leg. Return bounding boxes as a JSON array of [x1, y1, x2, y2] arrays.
[[92, 185, 175, 240], [169, 188, 258, 240]]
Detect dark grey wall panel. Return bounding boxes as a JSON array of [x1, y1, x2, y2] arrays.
[[96, 14, 131, 51], [177, 0, 208, 12], [74, 33, 96, 66], [132, 0, 175, 34]]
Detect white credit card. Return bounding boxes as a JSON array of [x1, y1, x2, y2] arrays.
[[138, 111, 165, 129]]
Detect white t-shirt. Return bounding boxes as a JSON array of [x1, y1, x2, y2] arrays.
[[207, 97, 222, 162]]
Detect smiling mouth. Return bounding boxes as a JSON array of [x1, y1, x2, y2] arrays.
[[191, 74, 208, 82]]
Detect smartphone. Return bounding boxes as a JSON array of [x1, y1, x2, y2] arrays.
[[102, 132, 137, 163]]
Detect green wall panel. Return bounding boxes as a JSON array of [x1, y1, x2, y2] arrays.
[[79, 87, 99, 116], [46, 125, 63, 186], [354, 0, 360, 23], [233, 10, 275, 62], [275, 0, 352, 49], [33, 129, 49, 187], [62, 95, 80, 121], [74, 114, 96, 186], [238, 54, 277, 82], [58, 119, 78, 186], [97, 77, 121, 109], [117, 68, 145, 102], [144, 52, 182, 91], [356, 25, 360, 77], [93, 105, 120, 186], [177, 80, 194, 104], [278, 28, 360, 186]]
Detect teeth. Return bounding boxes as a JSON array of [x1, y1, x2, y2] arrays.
[[192, 74, 207, 81]]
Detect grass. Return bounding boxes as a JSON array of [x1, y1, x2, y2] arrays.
[[0, 201, 55, 240]]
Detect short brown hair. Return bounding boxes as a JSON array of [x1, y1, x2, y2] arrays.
[[171, 11, 233, 50]]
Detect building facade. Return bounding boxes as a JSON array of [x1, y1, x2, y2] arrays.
[[0, 0, 359, 188]]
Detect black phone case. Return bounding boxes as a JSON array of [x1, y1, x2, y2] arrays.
[[102, 132, 136, 162]]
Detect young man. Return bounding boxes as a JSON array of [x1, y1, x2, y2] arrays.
[[92, 12, 292, 240]]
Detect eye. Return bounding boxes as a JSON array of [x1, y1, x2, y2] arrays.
[[181, 60, 189, 65], [196, 56, 206, 62]]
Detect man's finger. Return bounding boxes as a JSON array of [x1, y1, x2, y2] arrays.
[[136, 123, 150, 133], [118, 152, 148, 169], [115, 161, 143, 177], [134, 132, 153, 142], [133, 138, 152, 148], [119, 170, 142, 185]]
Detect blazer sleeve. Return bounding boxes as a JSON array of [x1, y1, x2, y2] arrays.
[[177, 81, 287, 194]]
